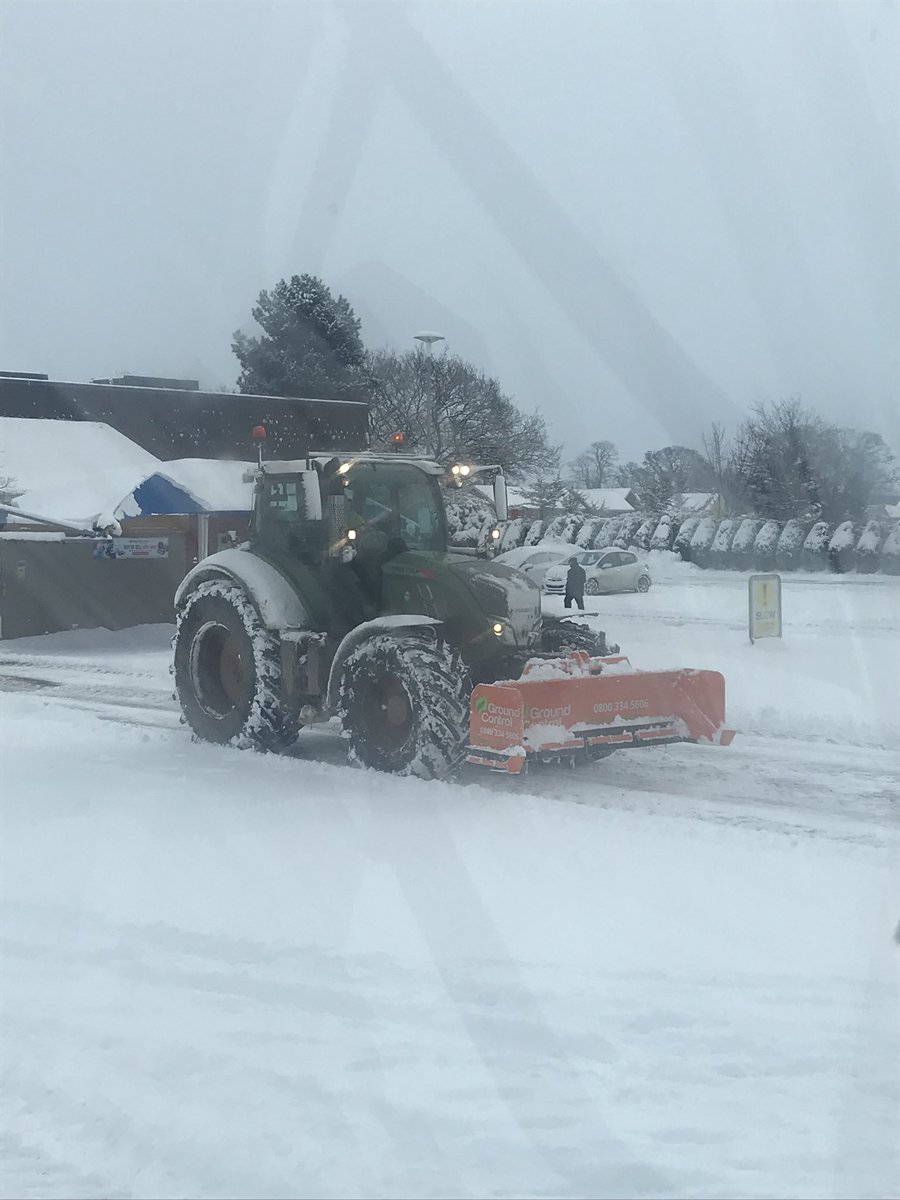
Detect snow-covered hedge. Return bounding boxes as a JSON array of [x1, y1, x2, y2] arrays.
[[598, 517, 624, 548], [708, 518, 740, 567], [649, 515, 677, 551], [854, 521, 883, 574], [614, 515, 645, 549], [446, 495, 495, 546], [673, 516, 701, 560], [498, 517, 528, 552], [753, 520, 782, 571], [590, 518, 614, 549], [574, 518, 600, 547], [880, 523, 900, 575], [523, 519, 545, 546], [827, 521, 857, 574], [775, 519, 810, 571], [631, 517, 656, 550], [801, 521, 833, 572], [543, 514, 580, 544], [730, 518, 764, 570], [689, 517, 719, 568]]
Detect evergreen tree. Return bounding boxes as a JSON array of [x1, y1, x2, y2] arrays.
[[233, 274, 371, 399]]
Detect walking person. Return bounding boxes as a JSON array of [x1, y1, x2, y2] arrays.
[[564, 556, 586, 610]]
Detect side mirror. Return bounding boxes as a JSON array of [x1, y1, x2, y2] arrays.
[[493, 472, 508, 522]]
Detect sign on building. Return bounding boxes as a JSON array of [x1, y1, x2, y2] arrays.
[[748, 573, 782, 642], [92, 537, 169, 561]]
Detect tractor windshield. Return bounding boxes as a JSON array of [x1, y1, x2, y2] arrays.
[[343, 463, 446, 554]]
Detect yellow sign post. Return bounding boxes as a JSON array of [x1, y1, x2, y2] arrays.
[[748, 573, 782, 643]]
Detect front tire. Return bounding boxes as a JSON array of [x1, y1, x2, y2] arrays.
[[173, 579, 297, 750], [636, 575, 651, 593], [338, 628, 470, 779], [585, 577, 600, 596], [541, 616, 617, 657]]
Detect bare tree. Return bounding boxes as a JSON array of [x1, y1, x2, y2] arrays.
[[570, 440, 619, 488], [367, 347, 558, 479]]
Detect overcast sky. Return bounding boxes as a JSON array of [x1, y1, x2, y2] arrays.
[[1, 0, 897, 460]]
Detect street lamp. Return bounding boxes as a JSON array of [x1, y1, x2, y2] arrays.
[[414, 332, 445, 461]]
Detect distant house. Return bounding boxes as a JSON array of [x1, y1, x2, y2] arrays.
[[472, 484, 638, 521], [575, 488, 638, 515]]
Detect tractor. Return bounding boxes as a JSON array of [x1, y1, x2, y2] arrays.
[[173, 428, 733, 778]]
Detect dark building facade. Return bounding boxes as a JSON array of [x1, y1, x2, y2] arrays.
[[0, 373, 369, 460]]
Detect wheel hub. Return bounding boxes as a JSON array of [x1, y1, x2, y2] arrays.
[[192, 621, 247, 718]]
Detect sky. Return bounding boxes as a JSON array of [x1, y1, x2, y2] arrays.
[[0, 0, 897, 462]]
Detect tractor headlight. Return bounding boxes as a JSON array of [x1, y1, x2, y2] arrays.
[[491, 527, 501, 540], [492, 622, 504, 636]]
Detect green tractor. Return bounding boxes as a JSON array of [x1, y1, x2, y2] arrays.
[[173, 441, 612, 779]]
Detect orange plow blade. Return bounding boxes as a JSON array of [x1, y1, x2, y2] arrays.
[[466, 652, 735, 774]]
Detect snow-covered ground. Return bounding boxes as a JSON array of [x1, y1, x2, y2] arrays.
[[1, 560, 898, 1199]]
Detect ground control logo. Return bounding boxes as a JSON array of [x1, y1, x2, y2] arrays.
[[475, 697, 523, 733], [528, 704, 572, 722]]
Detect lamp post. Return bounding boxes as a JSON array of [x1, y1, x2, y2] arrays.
[[413, 331, 445, 458]]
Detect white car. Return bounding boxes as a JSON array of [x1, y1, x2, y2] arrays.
[[543, 548, 652, 596], [492, 544, 573, 586]]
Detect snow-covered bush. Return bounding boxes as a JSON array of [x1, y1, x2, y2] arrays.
[[596, 517, 623, 548], [575, 518, 603, 547], [649, 515, 677, 552], [543, 513, 581, 544], [801, 521, 833, 572], [689, 517, 719, 568], [523, 519, 545, 546], [854, 521, 884, 574], [752, 520, 782, 571], [775, 519, 810, 571], [880, 522, 900, 575], [730, 518, 763, 570], [673, 516, 701, 560], [827, 521, 857, 574], [542, 515, 569, 542], [631, 517, 656, 551], [498, 517, 528, 552], [708, 518, 740, 568], [614, 514, 645, 549], [445, 489, 494, 547]]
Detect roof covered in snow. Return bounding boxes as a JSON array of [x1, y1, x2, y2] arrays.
[[676, 492, 718, 514], [575, 488, 637, 512], [1, 416, 158, 495], [11, 459, 255, 527], [1, 418, 254, 525]]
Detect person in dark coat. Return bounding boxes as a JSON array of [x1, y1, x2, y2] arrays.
[[564, 557, 586, 610]]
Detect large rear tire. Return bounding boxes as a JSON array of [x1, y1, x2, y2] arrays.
[[173, 579, 297, 751], [541, 616, 618, 657], [337, 628, 470, 779]]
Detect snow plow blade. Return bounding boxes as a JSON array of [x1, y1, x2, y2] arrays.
[[466, 652, 735, 774]]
